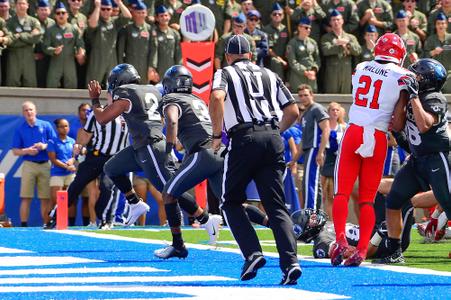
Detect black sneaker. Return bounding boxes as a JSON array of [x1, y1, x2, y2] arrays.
[[154, 245, 188, 259], [240, 253, 266, 281], [280, 263, 302, 285], [43, 216, 56, 230], [372, 249, 405, 264]]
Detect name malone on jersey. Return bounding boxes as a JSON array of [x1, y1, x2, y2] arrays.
[[363, 65, 389, 77]]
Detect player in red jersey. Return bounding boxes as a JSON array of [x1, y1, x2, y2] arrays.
[[330, 33, 413, 266]]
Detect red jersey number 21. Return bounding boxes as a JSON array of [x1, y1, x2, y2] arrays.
[[355, 75, 382, 109]]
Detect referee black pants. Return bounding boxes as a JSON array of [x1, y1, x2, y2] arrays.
[[67, 152, 118, 223], [221, 125, 299, 271]]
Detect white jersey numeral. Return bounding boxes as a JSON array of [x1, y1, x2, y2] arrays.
[[406, 120, 422, 146], [144, 93, 160, 121]]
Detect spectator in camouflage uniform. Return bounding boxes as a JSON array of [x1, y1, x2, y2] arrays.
[[0, 0, 12, 21], [149, 5, 182, 81], [394, 10, 422, 68], [214, 12, 256, 69], [424, 12, 451, 93], [117, 1, 153, 83], [427, 0, 451, 34], [6, 0, 42, 87], [223, 0, 241, 35], [262, 3, 289, 81], [399, 0, 427, 42], [164, 0, 186, 31], [322, 0, 359, 34], [357, 0, 393, 36], [357, 24, 378, 63], [43, 1, 85, 88], [288, 0, 326, 43], [34, 0, 53, 88], [320, 9, 361, 93], [245, 9, 268, 66], [85, 0, 131, 87], [286, 17, 320, 92]]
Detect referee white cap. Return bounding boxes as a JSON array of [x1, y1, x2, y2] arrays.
[[225, 35, 250, 55]]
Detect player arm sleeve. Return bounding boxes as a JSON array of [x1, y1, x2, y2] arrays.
[[421, 96, 446, 124], [113, 87, 133, 113], [391, 131, 411, 154]]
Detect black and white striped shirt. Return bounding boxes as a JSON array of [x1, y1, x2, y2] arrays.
[[84, 111, 129, 156], [212, 59, 294, 132]]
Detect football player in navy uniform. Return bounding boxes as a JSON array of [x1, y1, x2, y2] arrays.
[[376, 58, 451, 264], [88, 64, 223, 239], [153, 65, 223, 259]]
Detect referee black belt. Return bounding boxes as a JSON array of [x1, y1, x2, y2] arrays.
[[228, 121, 279, 137], [30, 160, 48, 164]]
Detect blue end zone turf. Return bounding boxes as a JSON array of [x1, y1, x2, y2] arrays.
[[0, 228, 449, 299]]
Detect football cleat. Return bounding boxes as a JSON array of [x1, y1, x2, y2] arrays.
[[433, 225, 447, 242], [98, 221, 112, 230], [372, 248, 405, 264], [280, 263, 302, 285], [154, 245, 188, 259], [202, 214, 222, 245], [329, 242, 348, 266], [125, 201, 149, 226], [240, 253, 266, 281], [417, 222, 428, 237], [344, 250, 364, 267]]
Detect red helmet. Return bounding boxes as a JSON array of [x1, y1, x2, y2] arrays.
[[374, 33, 407, 65]]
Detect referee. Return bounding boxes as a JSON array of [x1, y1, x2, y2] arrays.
[[46, 111, 129, 229], [209, 35, 301, 285]]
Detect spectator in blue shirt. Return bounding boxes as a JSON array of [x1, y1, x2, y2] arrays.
[[47, 118, 76, 222], [12, 101, 56, 227], [68, 103, 91, 140]]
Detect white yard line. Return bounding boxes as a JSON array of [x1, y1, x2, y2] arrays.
[[49, 229, 451, 277]]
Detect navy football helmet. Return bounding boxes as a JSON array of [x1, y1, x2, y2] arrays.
[[162, 65, 193, 94], [408, 58, 447, 93], [107, 64, 141, 93], [291, 208, 328, 243]]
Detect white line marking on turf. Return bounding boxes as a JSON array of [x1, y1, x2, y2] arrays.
[[0, 247, 32, 254], [51, 230, 451, 277], [0, 275, 235, 285], [0, 267, 168, 276], [366, 265, 451, 277], [0, 285, 349, 300], [0, 256, 102, 267]]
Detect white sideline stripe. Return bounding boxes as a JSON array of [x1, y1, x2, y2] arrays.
[[0, 285, 349, 300], [0, 275, 235, 285], [53, 230, 451, 277], [366, 265, 451, 277], [0, 247, 32, 254], [0, 256, 102, 267], [0, 267, 168, 276]]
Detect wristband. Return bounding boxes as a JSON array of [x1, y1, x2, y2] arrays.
[[212, 133, 222, 139], [91, 98, 100, 107], [165, 142, 174, 154]]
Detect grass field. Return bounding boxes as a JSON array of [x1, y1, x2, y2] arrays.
[[95, 227, 451, 272]]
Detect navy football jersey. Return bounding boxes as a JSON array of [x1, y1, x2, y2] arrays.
[[112, 84, 163, 149], [405, 92, 449, 156], [161, 93, 212, 154]]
